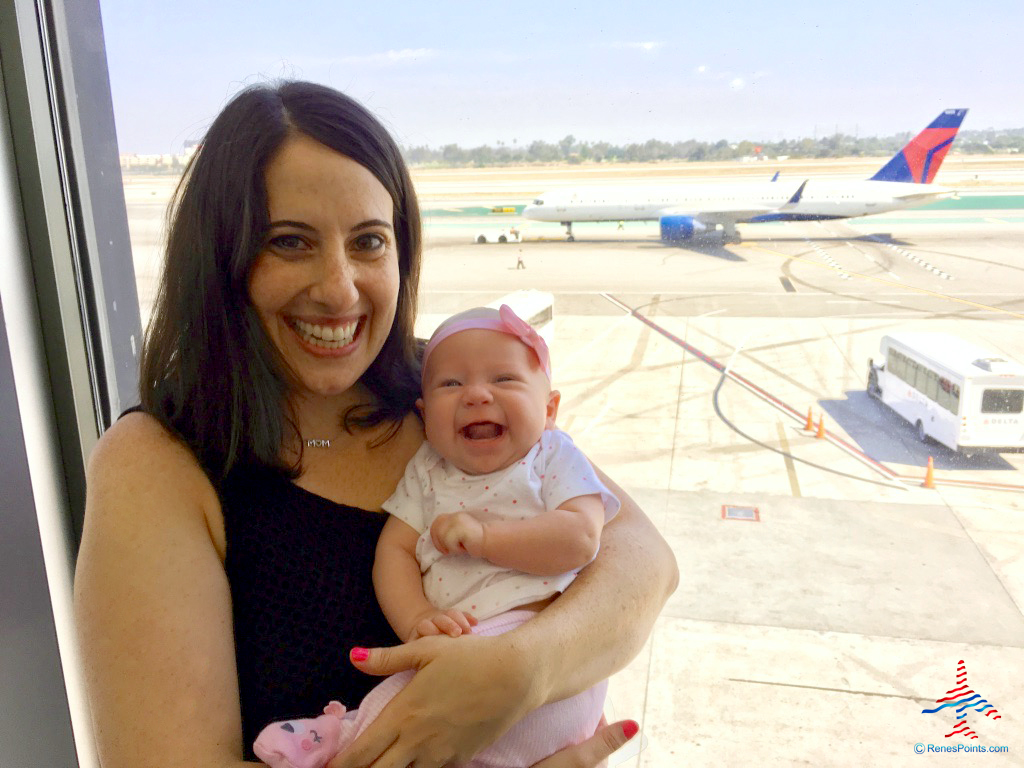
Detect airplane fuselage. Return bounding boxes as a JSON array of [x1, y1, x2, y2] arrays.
[[521, 180, 953, 224]]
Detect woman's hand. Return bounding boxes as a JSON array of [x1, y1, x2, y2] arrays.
[[531, 719, 639, 768], [328, 634, 544, 768]]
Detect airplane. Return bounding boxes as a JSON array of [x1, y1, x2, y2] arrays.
[[921, 659, 1001, 739], [520, 109, 968, 243]]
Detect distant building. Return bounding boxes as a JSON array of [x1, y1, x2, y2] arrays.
[[119, 144, 195, 173]]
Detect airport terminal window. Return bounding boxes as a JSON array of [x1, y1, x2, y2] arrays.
[[981, 389, 1024, 414], [87, 4, 1024, 763]]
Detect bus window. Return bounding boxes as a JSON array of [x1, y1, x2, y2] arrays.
[[887, 350, 900, 379], [923, 369, 939, 401], [937, 377, 955, 413], [906, 360, 920, 390], [981, 389, 1024, 414]]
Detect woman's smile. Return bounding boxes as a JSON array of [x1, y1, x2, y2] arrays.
[[248, 134, 400, 398], [287, 315, 365, 354]]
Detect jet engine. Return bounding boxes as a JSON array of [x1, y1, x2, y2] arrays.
[[659, 215, 708, 242]]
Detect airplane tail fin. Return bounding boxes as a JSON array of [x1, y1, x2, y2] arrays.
[[869, 109, 967, 183]]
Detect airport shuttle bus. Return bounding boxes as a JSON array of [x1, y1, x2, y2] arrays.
[[868, 332, 1024, 452]]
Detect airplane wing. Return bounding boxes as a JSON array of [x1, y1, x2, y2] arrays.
[[657, 205, 777, 226], [658, 179, 809, 224]]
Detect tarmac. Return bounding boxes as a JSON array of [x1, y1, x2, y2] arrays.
[[123, 157, 1024, 766]]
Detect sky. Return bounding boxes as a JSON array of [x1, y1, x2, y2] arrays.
[[99, 0, 1024, 155]]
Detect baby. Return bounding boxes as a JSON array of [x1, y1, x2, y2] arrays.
[[255, 305, 619, 768]]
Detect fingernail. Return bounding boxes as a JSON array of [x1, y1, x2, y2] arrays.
[[349, 647, 370, 662], [622, 720, 639, 740]]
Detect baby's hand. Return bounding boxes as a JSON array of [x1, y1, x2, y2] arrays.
[[408, 608, 478, 641], [430, 512, 486, 557]]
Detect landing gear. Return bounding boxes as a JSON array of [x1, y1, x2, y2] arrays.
[[722, 222, 741, 244], [561, 221, 575, 242]]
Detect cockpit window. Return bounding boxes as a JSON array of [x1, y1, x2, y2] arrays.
[[533, 199, 544, 206]]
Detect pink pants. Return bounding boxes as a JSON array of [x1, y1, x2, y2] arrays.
[[340, 610, 606, 767]]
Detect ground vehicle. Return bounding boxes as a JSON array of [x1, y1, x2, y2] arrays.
[[868, 332, 1024, 452], [474, 227, 520, 244]]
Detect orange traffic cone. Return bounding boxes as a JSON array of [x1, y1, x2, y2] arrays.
[[923, 456, 935, 489], [816, 414, 826, 439], [804, 407, 814, 431]]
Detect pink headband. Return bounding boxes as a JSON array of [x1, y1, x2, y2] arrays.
[[422, 304, 552, 381]]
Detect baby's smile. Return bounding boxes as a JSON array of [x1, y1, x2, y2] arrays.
[[461, 421, 505, 440]]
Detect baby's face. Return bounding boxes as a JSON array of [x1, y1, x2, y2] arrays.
[[419, 329, 559, 475]]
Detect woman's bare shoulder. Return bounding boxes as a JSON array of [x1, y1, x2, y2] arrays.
[[90, 412, 206, 488], [86, 411, 223, 552]]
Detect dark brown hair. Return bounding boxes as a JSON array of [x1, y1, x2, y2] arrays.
[[140, 81, 422, 482]]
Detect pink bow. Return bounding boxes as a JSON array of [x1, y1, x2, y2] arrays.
[[498, 304, 551, 379]]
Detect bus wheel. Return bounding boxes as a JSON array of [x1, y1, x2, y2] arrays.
[[916, 420, 927, 442]]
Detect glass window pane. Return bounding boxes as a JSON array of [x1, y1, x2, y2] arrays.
[[981, 389, 1024, 414]]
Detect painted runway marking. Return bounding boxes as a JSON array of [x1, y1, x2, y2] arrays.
[[740, 243, 1024, 320], [864, 235, 953, 280], [602, 293, 1024, 493], [776, 420, 802, 497], [601, 293, 905, 487], [805, 239, 852, 280]]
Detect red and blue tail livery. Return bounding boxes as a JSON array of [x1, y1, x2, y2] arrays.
[[870, 109, 968, 184]]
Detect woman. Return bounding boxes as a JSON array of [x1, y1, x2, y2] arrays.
[[74, 81, 677, 768]]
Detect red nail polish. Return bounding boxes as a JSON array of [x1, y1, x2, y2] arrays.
[[350, 647, 369, 662], [622, 720, 639, 740]]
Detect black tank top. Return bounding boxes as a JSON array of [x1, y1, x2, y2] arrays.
[[219, 462, 399, 759]]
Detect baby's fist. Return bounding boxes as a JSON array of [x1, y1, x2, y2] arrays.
[[408, 608, 478, 641], [430, 512, 486, 557]]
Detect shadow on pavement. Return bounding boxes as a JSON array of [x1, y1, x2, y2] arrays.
[[818, 390, 1017, 470]]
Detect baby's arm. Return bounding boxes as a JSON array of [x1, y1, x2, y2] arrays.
[[430, 493, 605, 576], [374, 516, 476, 641]]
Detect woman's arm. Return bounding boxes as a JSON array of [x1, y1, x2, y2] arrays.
[[74, 413, 252, 768], [504, 465, 678, 702], [330, 466, 677, 768]]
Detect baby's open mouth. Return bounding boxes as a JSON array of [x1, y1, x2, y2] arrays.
[[461, 422, 505, 440]]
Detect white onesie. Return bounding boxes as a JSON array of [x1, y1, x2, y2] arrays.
[[382, 428, 620, 621]]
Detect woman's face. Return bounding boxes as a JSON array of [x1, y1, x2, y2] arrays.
[[248, 134, 400, 400]]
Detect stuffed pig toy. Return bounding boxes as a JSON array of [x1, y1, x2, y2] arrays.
[[253, 700, 353, 768]]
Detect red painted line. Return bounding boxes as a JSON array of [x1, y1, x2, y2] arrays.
[[894, 475, 1024, 492], [602, 293, 1024, 494], [601, 294, 903, 484]]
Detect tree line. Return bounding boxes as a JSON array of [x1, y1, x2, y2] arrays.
[[402, 127, 1024, 168]]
